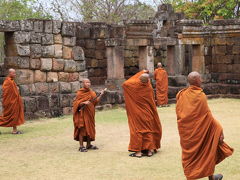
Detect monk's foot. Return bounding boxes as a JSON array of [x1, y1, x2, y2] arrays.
[[213, 174, 223, 180], [147, 150, 154, 157], [87, 145, 98, 150], [79, 146, 88, 152], [12, 131, 23, 135], [129, 152, 142, 158]]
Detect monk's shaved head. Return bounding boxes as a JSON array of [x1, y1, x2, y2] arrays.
[[140, 73, 149, 83], [82, 78, 91, 89], [157, 62, 162, 68], [188, 71, 202, 87], [8, 68, 16, 78]]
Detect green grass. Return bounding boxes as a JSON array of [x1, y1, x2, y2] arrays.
[[0, 98, 239, 180]]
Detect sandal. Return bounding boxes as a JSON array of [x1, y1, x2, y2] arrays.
[[87, 145, 98, 150], [79, 147, 88, 152], [12, 131, 23, 134], [213, 174, 223, 180], [129, 153, 142, 158]]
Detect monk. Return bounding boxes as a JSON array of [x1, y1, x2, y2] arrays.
[[73, 78, 106, 152], [176, 71, 233, 180], [0, 68, 25, 134], [154, 62, 168, 107], [122, 70, 162, 158]]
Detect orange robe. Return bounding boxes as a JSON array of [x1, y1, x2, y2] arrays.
[[154, 68, 168, 105], [73, 88, 99, 142], [0, 77, 25, 127], [122, 71, 162, 152], [176, 85, 233, 179]]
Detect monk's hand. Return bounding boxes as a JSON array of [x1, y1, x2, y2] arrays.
[[100, 88, 107, 96], [143, 69, 149, 73], [219, 132, 224, 144], [83, 101, 90, 105]]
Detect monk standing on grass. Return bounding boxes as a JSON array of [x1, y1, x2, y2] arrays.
[[122, 70, 162, 158], [0, 68, 25, 134], [176, 71, 233, 180], [73, 78, 106, 152], [154, 62, 169, 107]]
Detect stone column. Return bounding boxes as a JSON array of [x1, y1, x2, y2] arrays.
[[105, 38, 125, 90], [138, 46, 154, 73]]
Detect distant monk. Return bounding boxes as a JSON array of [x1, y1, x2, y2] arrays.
[[176, 71, 233, 180], [122, 70, 162, 158], [73, 78, 106, 152], [154, 62, 168, 107], [0, 68, 25, 134]]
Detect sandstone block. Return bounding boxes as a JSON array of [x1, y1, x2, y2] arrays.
[[233, 64, 240, 73], [16, 44, 30, 56], [71, 81, 80, 92], [84, 49, 95, 58], [52, 58, 64, 71], [19, 84, 36, 96], [30, 32, 42, 44], [48, 94, 60, 108], [14, 31, 30, 44], [96, 40, 105, 50], [34, 70, 47, 82], [63, 46, 72, 59], [41, 45, 54, 57], [212, 46, 226, 55], [54, 44, 63, 58], [60, 94, 71, 107], [53, 20, 62, 34], [36, 95, 49, 110], [44, 20, 53, 33], [232, 46, 240, 55], [30, 58, 41, 70], [34, 20, 44, 32], [54, 34, 62, 44], [85, 39, 96, 49], [40, 58, 52, 71], [62, 22, 75, 36], [63, 37, 76, 46], [76, 25, 91, 38], [20, 20, 33, 31], [68, 72, 79, 82], [64, 60, 76, 72], [23, 97, 37, 112], [5, 57, 30, 69], [42, 33, 54, 45], [47, 72, 58, 82], [35, 82, 49, 94], [30, 44, 42, 58], [15, 69, 34, 85], [59, 82, 71, 93], [0, 20, 20, 31], [72, 46, 85, 61], [58, 72, 69, 82], [95, 50, 105, 59], [63, 107, 73, 115], [49, 82, 60, 93]]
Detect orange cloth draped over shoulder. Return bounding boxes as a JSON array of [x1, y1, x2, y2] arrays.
[[0, 77, 25, 127], [122, 71, 162, 152], [154, 68, 168, 105], [176, 85, 233, 179], [73, 88, 99, 142]]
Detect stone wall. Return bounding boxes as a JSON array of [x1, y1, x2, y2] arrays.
[[1, 4, 240, 119]]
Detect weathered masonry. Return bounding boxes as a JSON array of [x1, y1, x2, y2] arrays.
[[0, 4, 239, 119]]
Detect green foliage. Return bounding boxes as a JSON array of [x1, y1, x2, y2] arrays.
[[170, 0, 240, 22], [0, 0, 51, 20]]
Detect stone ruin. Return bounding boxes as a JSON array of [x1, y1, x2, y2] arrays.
[[0, 4, 239, 119]]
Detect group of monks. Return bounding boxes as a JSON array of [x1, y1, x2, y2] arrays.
[[0, 66, 234, 180]]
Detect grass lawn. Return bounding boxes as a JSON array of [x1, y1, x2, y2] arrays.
[[0, 98, 239, 180]]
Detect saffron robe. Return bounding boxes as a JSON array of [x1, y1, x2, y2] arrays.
[[154, 68, 168, 105]]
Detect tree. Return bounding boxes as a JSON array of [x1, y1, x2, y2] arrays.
[[49, 0, 155, 23], [0, 0, 51, 20], [162, 0, 240, 23]]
